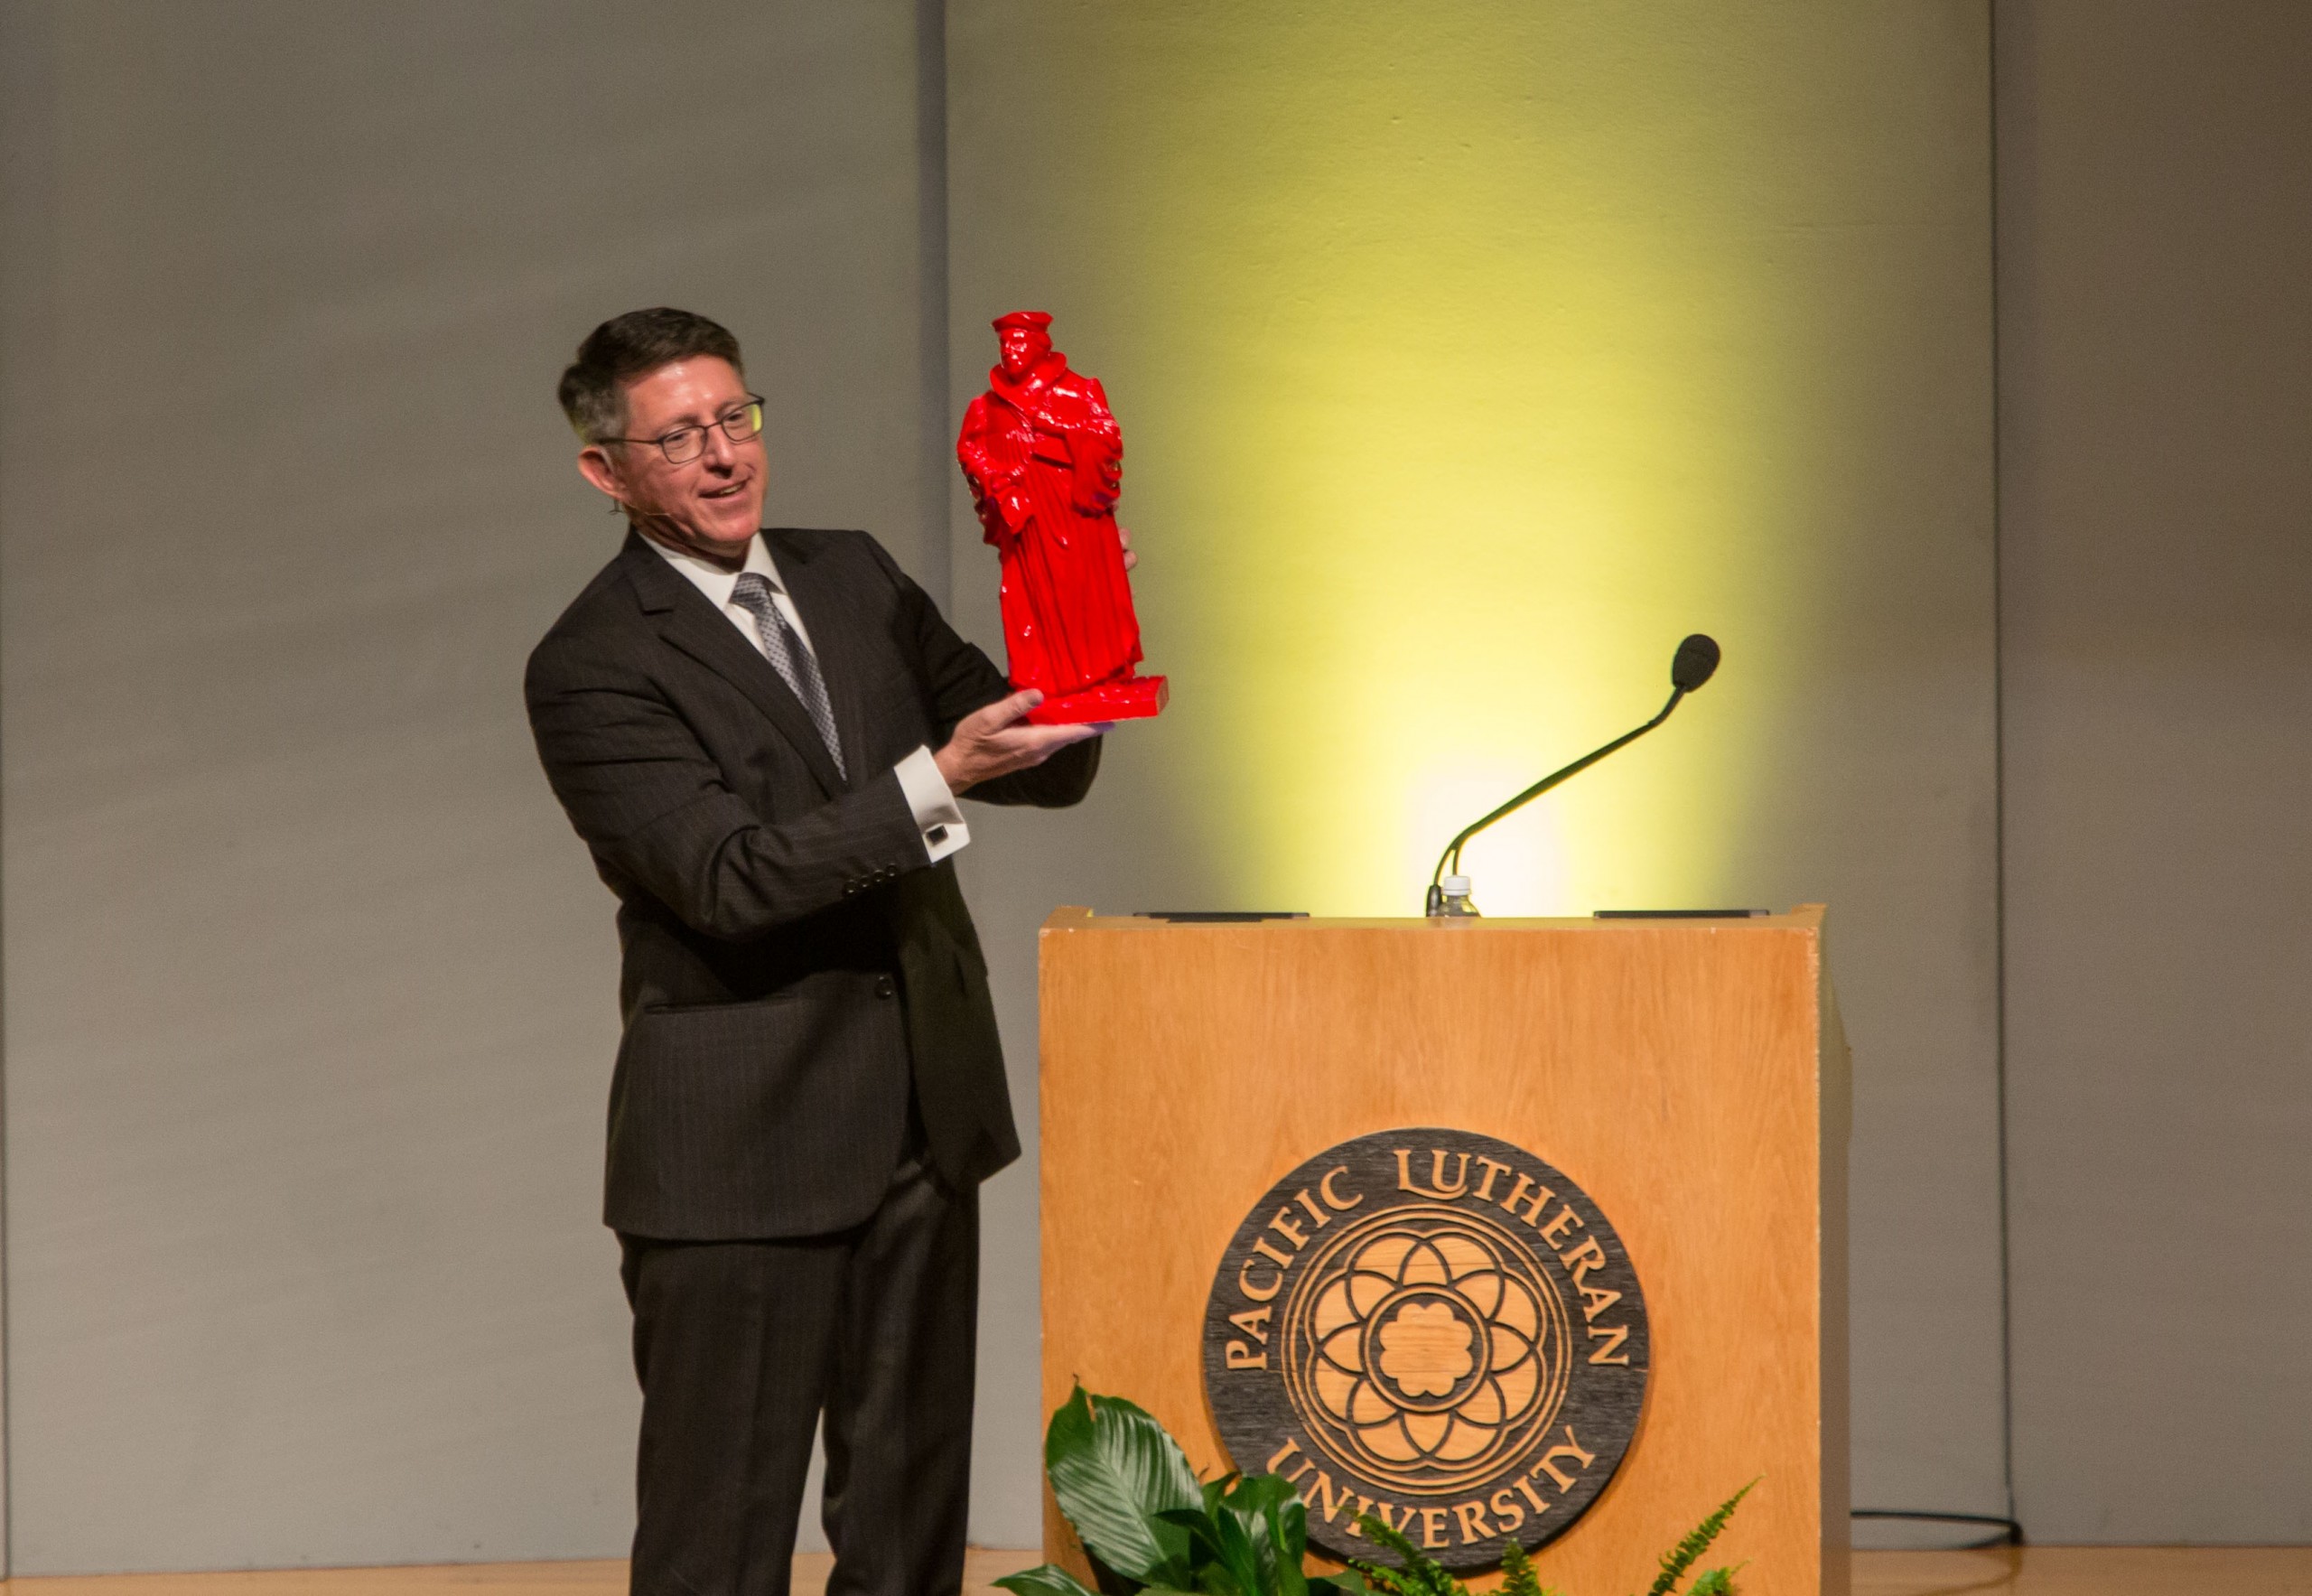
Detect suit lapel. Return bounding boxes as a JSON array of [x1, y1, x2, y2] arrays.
[[617, 532, 847, 798]]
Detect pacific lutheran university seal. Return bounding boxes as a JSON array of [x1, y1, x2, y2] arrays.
[[1202, 1129, 1649, 1569]]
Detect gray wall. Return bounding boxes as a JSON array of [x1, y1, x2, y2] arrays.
[[0, 0, 2304, 1575], [1997, 0, 2312, 1542], [0, 0, 946, 1573]]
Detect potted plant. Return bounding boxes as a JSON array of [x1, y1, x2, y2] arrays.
[[999, 1386, 1750, 1596]]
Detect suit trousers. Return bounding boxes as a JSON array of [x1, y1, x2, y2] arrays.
[[620, 1129, 979, 1596]]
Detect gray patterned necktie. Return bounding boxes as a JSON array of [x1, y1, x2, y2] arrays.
[[731, 572, 846, 779]]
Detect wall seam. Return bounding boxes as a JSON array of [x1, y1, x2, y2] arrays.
[[0, 0, 58, 1569], [1987, 0, 2021, 1536], [0, 0, 59, 1568], [916, 0, 953, 610]]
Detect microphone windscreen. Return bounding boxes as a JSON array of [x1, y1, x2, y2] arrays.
[[1672, 633, 1721, 693]]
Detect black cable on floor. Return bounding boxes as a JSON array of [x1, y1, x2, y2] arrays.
[[1852, 1509, 2025, 1549]]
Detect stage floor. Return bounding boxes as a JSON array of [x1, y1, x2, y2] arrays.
[[3, 1546, 2307, 1595]]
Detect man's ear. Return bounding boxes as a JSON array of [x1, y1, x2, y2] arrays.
[[576, 443, 625, 503]]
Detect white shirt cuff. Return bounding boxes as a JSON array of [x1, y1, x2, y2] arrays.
[[894, 745, 970, 863]]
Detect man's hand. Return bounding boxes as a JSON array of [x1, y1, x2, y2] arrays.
[[934, 691, 1107, 795]]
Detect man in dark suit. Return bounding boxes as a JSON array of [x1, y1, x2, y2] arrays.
[[527, 308, 1108, 1596]]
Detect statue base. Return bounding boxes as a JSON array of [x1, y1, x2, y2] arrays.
[[1024, 674, 1169, 725]]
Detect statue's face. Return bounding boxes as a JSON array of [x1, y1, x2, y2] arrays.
[[998, 326, 1051, 379]]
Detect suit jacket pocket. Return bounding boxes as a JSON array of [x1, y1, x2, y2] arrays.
[[604, 971, 911, 1242]]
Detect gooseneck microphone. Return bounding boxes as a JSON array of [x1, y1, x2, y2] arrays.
[[1423, 634, 1721, 917]]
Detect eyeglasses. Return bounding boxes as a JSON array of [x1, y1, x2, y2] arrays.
[[603, 397, 766, 464]]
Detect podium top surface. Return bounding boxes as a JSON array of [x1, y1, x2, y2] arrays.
[[1040, 903, 1824, 935]]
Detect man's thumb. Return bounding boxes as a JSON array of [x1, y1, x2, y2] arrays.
[[985, 688, 1041, 728]]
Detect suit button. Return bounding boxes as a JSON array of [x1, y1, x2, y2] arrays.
[[873, 975, 896, 999]]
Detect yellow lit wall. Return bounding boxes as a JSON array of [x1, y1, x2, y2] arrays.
[[952, 4, 1991, 917], [948, 0, 2007, 1535]]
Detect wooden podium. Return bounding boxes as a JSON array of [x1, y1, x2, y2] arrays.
[[1039, 906, 1848, 1596]]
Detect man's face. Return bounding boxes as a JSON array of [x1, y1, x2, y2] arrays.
[[576, 356, 765, 565], [997, 327, 1050, 380]]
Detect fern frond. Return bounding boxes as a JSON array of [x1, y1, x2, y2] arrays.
[[1356, 1513, 1421, 1564], [1346, 1535, 1422, 1596], [1498, 1538, 1543, 1596], [1349, 1514, 1465, 1596], [1344, 1559, 1415, 1596], [1683, 1563, 1745, 1596], [1346, 1555, 1440, 1596], [1643, 1480, 1756, 1596]]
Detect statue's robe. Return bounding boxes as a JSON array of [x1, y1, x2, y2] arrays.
[[956, 353, 1142, 699]]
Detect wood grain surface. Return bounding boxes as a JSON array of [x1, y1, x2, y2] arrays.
[[1849, 1545, 2312, 1596], [3, 1546, 2288, 1596], [0, 1548, 1016, 1596], [1039, 908, 1848, 1596]]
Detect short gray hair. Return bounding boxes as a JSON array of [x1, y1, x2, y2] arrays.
[[556, 307, 745, 443]]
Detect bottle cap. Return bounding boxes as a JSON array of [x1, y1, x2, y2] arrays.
[[1441, 875, 1472, 897]]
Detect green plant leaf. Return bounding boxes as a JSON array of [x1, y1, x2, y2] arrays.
[[1498, 1539, 1543, 1596], [1215, 1472, 1301, 1596], [1685, 1568, 1741, 1596], [1308, 1573, 1371, 1596], [1153, 1506, 1228, 1590], [1342, 1562, 1411, 1596], [1222, 1473, 1299, 1516], [1045, 1387, 1204, 1590], [1264, 1499, 1309, 1596], [1204, 1497, 1267, 1596], [996, 1565, 1105, 1596], [1352, 1512, 1418, 1567], [1642, 1480, 1756, 1596], [1348, 1514, 1465, 1596]]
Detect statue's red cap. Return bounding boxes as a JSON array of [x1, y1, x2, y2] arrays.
[[993, 310, 1053, 332]]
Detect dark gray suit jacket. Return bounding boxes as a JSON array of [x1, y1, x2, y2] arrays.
[[525, 527, 1097, 1241]]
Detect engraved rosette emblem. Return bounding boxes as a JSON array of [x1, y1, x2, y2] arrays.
[[1292, 1207, 1571, 1492], [1202, 1129, 1648, 1570]]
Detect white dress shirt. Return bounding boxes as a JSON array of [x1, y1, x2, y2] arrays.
[[648, 533, 969, 863]]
